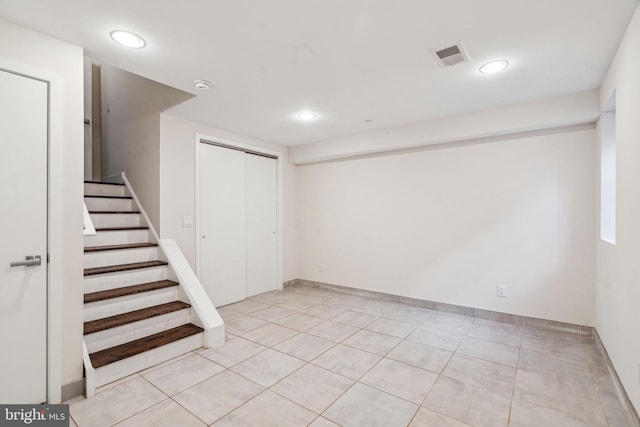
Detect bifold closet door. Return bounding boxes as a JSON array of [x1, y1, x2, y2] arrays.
[[199, 143, 246, 307], [199, 143, 278, 307], [245, 153, 277, 297]]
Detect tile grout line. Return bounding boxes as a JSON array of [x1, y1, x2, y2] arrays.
[[109, 375, 175, 426], [507, 342, 523, 426], [582, 336, 618, 427], [214, 294, 367, 424], [273, 297, 422, 425], [412, 327, 467, 427], [144, 295, 323, 425], [219, 294, 373, 424], [137, 356, 218, 425], [313, 324, 411, 426]]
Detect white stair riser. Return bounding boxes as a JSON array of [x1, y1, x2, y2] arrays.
[[84, 287, 179, 322], [85, 309, 191, 353], [90, 213, 141, 228], [84, 247, 159, 269], [93, 332, 203, 387], [84, 197, 133, 211], [84, 229, 149, 247], [84, 183, 125, 197], [84, 266, 168, 293]]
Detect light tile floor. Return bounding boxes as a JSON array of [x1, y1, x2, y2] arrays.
[[68, 285, 632, 427]]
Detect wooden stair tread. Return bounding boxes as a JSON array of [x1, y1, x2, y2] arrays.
[[84, 180, 124, 186], [94, 226, 149, 231], [84, 260, 167, 276], [89, 210, 141, 214], [84, 243, 158, 253], [84, 195, 132, 199], [89, 323, 203, 368], [84, 280, 178, 304], [84, 301, 191, 335]]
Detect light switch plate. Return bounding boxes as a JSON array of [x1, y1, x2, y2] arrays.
[[183, 216, 193, 227]]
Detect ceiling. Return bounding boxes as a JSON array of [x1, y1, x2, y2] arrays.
[[0, 0, 637, 146]]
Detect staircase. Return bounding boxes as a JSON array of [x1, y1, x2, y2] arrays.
[[83, 179, 212, 391]]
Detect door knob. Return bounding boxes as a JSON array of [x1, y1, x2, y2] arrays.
[[9, 255, 41, 267]]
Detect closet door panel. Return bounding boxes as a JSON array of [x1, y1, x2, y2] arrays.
[[199, 143, 246, 306], [245, 154, 278, 297]]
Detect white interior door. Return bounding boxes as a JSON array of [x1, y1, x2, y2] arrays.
[[245, 154, 277, 297], [199, 143, 246, 307], [0, 69, 48, 403]]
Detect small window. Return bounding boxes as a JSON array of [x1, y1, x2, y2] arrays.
[[600, 91, 616, 245]]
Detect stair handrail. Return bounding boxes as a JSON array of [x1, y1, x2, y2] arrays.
[[120, 172, 224, 348]]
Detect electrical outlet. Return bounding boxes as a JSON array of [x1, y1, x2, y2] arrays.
[[318, 264, 324, 272], [182, 216, 193, 227], [496, 285, 507, 297]]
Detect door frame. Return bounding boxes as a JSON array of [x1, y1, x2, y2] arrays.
[[194, 133, 284, 299], [0, 58, 63, 403]]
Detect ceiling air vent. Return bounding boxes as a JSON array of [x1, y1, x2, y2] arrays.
[[431, 42, 470, 67]]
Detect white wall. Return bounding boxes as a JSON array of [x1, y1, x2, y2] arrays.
[[0, 19, 84, 388], [159, 114, 298, 282], [101, 66, 192, 231], [297, 127, 596, 326], [596, 3, 640, 412]]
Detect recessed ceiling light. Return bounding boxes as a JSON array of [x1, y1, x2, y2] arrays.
[[297, 112, 317, 121], [194, 80, 212, 90], [479, 60, 509, 74], [110, 30, 146, 49]]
